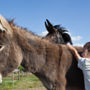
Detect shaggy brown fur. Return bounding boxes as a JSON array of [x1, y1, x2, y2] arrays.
[[0, 15, 84, 90]]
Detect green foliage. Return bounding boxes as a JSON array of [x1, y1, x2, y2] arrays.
[[18, 65, 26, 72]]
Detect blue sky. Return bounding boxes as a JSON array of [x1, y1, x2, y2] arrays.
[[0, 0, 90, 46]]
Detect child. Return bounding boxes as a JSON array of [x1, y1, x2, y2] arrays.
[[67, 42, 90, 90]]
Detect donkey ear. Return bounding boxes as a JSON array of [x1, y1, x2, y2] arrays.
[[45, 19, 55, 33], [45, 21, 49, 32], [0, 15, 12, 34], [46, 19, 53, 28]]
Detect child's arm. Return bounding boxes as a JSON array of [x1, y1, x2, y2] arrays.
[[67, 45, 81, 60]]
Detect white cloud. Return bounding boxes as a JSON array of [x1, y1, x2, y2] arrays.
[[72, 36, 82, 41], [73, 43, 84, 46], [39, 31, 48, 36], [72, 36, 83, 46]]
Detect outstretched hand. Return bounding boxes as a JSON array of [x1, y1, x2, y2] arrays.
[[67, 45, 76, 51], [67, 45, 80, 60]]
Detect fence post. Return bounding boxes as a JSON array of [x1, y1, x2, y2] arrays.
[[12, 72, 14, 87]]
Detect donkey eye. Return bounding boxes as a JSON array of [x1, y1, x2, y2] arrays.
[[0, 45, 5, 51], [0, 45, 2, 48]]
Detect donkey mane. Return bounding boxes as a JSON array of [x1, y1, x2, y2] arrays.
[[8, 19, 58, 49], [54, 25, 68, 34], [8, 19, 42, 39], [54, 25, 73, 45]]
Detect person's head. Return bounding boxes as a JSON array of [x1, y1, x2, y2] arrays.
[[82, 42, 90, 58]]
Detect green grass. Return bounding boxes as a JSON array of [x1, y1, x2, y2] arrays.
[[0, 73, 44, 90]]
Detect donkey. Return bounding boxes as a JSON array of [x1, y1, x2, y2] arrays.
[[44, 19, 84, 90], [0, 15, 84, 90]]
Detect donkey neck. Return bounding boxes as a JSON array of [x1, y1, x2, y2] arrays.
[[13, 27, 42, 51], [13, 28, 46, 73]]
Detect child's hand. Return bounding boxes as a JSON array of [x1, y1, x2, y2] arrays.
[[67, 45, 76, 51], [67, 45, 80, 60]]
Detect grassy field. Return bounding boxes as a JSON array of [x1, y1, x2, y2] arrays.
[[0, 73, 46, 90]]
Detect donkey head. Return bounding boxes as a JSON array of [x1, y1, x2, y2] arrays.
[[44, 19, 73, 45], [0, 15, 23, 80]]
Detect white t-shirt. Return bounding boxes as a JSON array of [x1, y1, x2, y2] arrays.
[[78, 57, 90, 90]]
